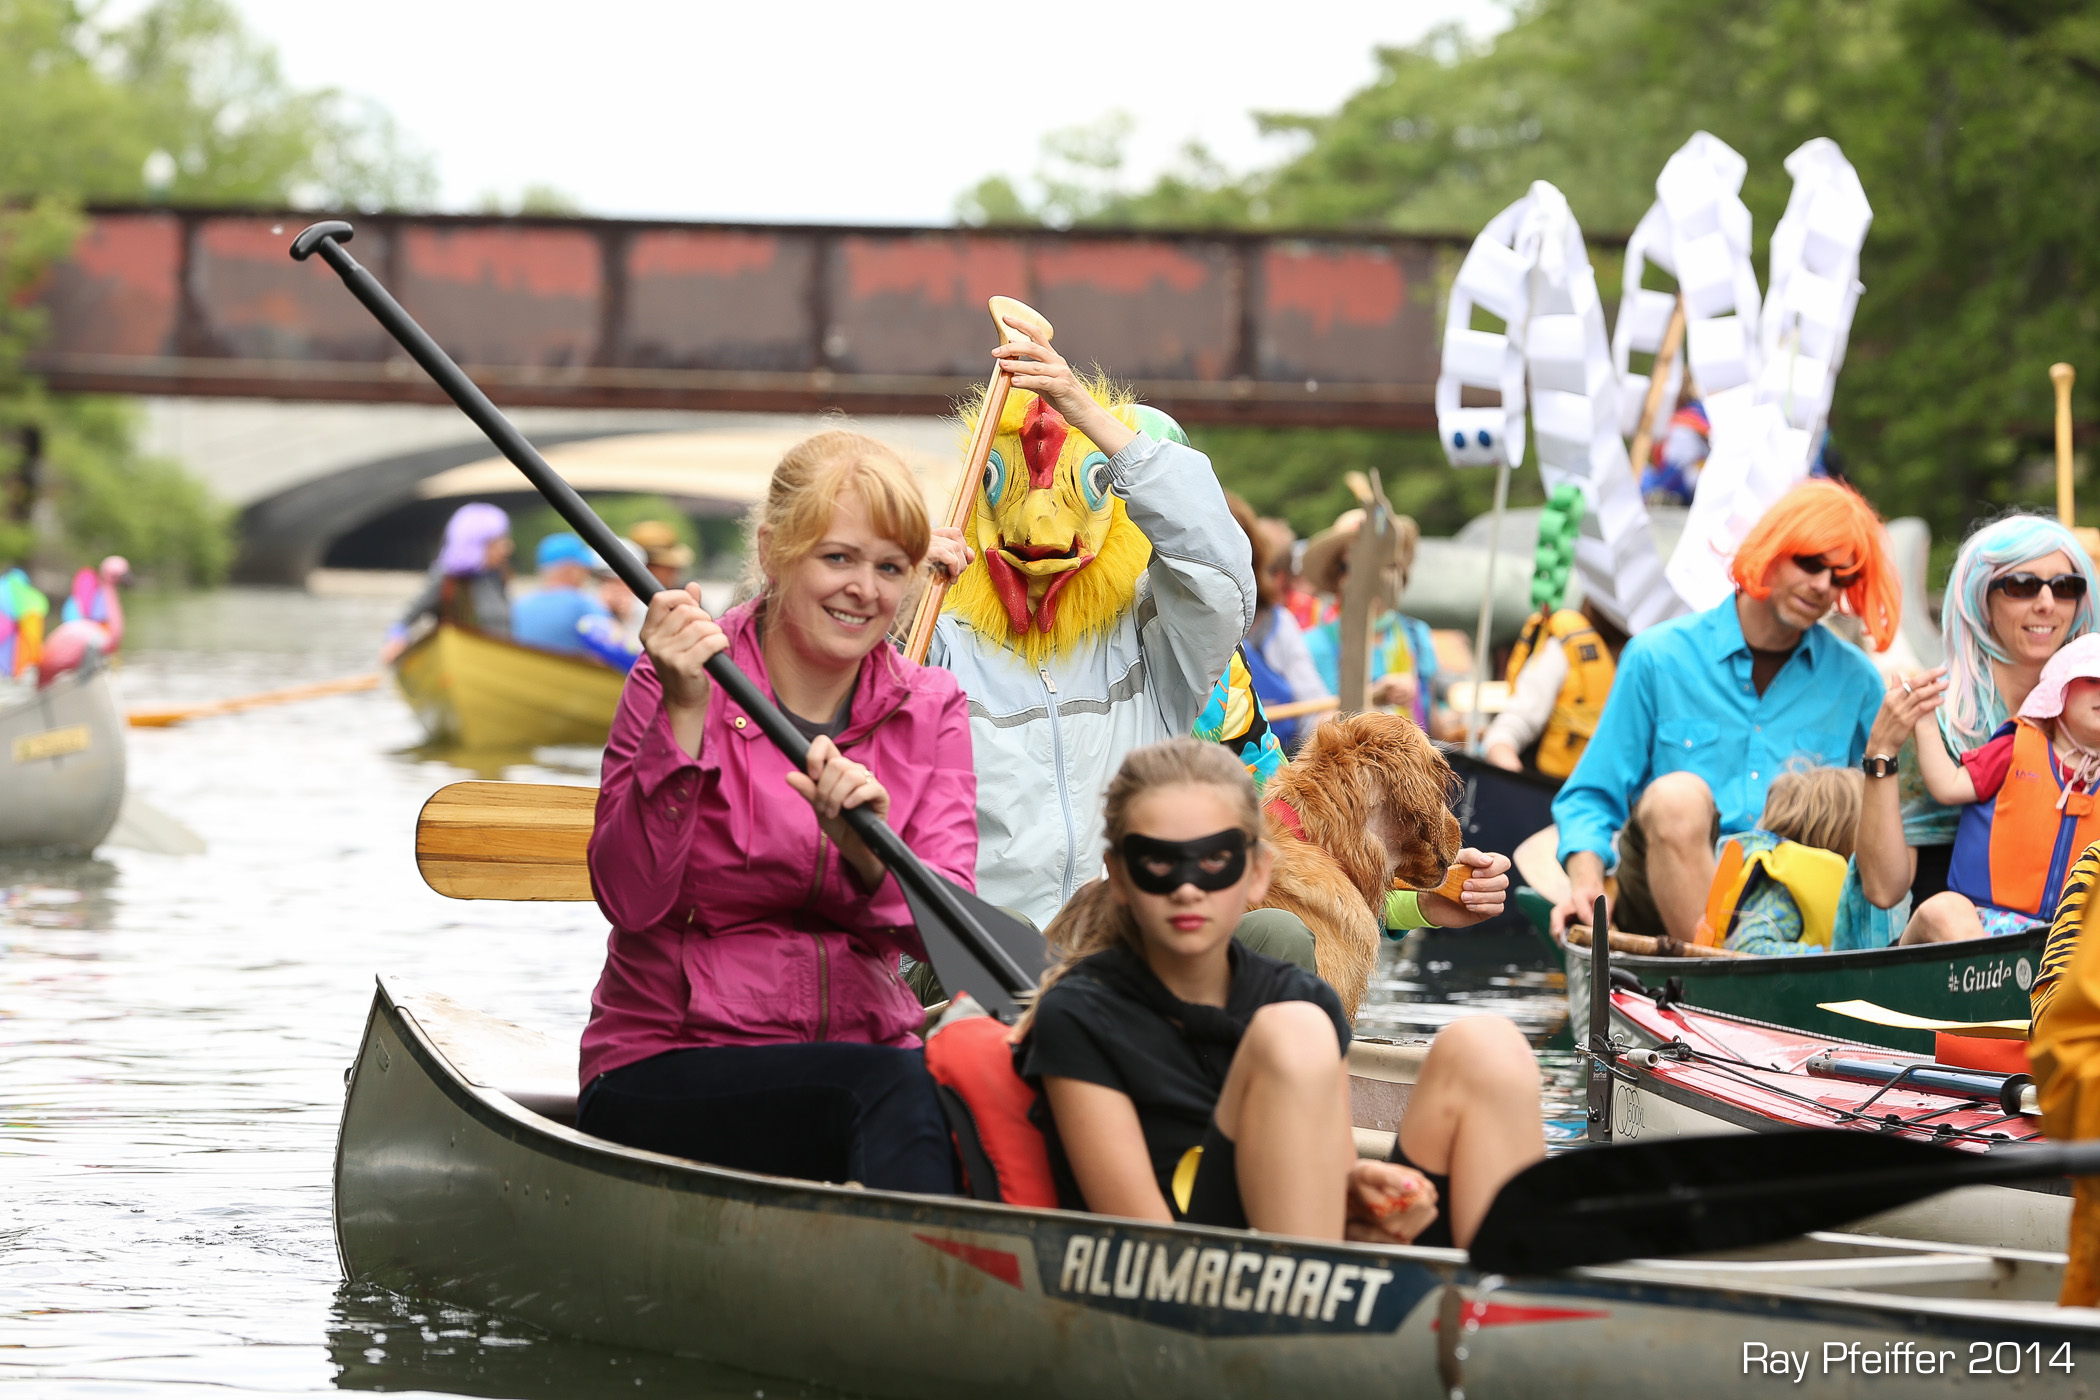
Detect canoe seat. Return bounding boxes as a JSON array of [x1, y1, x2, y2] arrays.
[[387, 979, 580, 1128]]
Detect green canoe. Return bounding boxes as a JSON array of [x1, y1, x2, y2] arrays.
[[1521, 890, 2045, 1053]]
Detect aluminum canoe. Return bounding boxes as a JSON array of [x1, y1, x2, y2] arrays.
[[391, 623, 627, 752], [336, 977, 2100, 1398], [0, 656, 126, 853]]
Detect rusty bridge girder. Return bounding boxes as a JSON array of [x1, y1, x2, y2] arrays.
[[26, 208, 1467, 430]]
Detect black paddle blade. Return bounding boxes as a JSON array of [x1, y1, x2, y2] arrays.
[[1468, 1130, 2063, 1275], [897, 879, 1047, 1024]]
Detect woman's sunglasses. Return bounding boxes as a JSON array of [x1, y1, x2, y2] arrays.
[[1988, 571, 2090, 601], [1790, 554, 1863, 590]]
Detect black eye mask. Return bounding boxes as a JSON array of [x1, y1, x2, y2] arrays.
[[1119, 829, 1249, 895]]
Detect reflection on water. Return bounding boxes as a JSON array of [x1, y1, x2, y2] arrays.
[[328, 1286, 848, 1398], [3, 587, 1574, 1397]]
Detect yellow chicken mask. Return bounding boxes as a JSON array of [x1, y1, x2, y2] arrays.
[[944, 385, 1177, 666]]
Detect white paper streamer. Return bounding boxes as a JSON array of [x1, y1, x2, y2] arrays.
[[1666, 138, 1872, 611], [1436, 182, 1675, 632]]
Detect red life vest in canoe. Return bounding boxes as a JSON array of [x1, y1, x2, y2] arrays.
[[922, 997, 1058, 1207], [1949, 719, 2100, 918]]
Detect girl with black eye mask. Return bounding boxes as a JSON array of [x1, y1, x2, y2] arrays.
[[1015, 738, 1544, 1247]]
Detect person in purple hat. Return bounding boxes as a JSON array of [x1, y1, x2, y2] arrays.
[[1903, 632, 2100, 942], [381, 502, 512, 661]]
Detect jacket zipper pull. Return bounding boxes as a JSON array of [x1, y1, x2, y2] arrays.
[[1039, 666, 1057, 695]]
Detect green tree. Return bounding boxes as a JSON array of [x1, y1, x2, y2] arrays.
[[964, 1, 2100, 557], [0, 0, 434, 584]]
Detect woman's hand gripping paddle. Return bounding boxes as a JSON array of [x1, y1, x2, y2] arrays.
[[901, 295, 1052, 663], [1468, 1130, 2100, 1275], [290, 220, 1046, 1020]]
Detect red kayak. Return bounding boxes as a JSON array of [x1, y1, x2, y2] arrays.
[[1593, 984, 2070, 1254]]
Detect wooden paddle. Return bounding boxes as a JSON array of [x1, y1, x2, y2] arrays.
[[421, 782, 1487, 909], [900, 296, 1053, 664], [127, 672, 380, 727], [417, 782, 595, 901], [293, 220, 1045, 1020], [1469, 1130, 2100, 1274], [1563, 924, 1746, 959], [2056, 362, 2077, 528], [1624, 296, 1686, 477]]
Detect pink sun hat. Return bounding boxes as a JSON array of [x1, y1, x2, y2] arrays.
[[2020, 632, 2100, 721]]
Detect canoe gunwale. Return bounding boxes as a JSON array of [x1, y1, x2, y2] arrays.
[[1568, 923, 2050, 982], [339, 975, 1450, 1256]]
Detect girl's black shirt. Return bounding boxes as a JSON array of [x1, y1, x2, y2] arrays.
[[1017, 941, 1349, 1214]]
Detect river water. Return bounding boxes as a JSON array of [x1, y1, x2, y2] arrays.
[[3, 588, 1574, 1398]]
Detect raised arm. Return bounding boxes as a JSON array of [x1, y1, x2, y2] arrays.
[[1913, 716, 1977, 805], [994, 324, 1254, 734], [1856, 667, 1947, 909]]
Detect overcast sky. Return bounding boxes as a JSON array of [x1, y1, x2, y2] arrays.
[[223, 0, 1505, 224]]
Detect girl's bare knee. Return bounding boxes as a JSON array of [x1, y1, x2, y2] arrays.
[[1424, 1015, 1538, 1094], [1241, 1002, 1343, 1080]]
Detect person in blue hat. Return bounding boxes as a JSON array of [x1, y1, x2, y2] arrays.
[[512, 532, 610, 657]]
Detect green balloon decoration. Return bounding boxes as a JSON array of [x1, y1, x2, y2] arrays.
[[1531, 483, 1586, 612]]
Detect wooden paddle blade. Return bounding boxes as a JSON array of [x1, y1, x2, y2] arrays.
[[988, 295, 1051, 345], [416, 781, 597, 901], [1467, 1131, 2082, 1275], [896, 877, 1047, 1024]]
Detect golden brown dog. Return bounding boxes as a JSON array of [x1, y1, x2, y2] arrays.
[[1258, 713, 1462, 1017]]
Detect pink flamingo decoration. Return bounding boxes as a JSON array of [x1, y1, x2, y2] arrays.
[[39, 555, 129, 686]]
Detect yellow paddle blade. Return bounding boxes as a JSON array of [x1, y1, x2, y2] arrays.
[[1819, 999, 2031, 1040], [127, 672, 380, 727], [416, 781, 597, 901]]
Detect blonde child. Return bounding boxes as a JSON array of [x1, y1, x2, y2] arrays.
[[1702, 766, 1908, 955], [1018, 738, 1542, 1249]]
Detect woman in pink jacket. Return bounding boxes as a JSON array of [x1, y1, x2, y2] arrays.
[[579, 430, 977, 1193]]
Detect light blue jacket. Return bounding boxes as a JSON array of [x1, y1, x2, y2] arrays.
[[1552, 598, 1883, 868], [930, 433, 1254, 927]]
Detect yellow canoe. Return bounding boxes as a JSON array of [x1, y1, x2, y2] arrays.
[[393, 624, 627, 751]]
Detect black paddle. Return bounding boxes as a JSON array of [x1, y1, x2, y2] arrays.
[[290, 220, 1045, 1020], [1469, 1129, 2100, 1274]]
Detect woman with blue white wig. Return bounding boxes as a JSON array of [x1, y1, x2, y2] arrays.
[[1857, 511, 2099, 937]]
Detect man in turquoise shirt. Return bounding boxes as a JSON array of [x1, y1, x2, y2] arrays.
[[1552, 481, 1901, 942]]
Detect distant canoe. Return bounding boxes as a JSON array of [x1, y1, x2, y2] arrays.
[[393, 624, 626, 751], [0, 656, 126, 853]]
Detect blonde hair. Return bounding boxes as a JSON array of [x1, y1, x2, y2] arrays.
[[1016, 739, 1260, 1034], [1758, 765, 1865, 858], [743, 430, 930, 600]]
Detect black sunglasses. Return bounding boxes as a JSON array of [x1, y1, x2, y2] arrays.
[[1988, 571, 2090, 601], [1791, 554, 1864, 590]]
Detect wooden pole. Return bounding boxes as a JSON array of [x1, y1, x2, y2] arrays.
[[1625, 298, 1687, 479], [1336, 471, 1393, 714], [1465, 458, 1511, 750], [2054, 362, 2077, 528], [901, 295, 1052, 663]]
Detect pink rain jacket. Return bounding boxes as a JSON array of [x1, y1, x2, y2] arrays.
[[580, 601, 978, 1088]]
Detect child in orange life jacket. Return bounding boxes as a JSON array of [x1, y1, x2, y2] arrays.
[[1913, 632, 2100, 942], [1700, 767, 1909, 955], [1016, 738, 1543, 1249]]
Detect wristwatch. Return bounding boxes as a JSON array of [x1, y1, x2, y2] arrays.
[[1861, 753, 1898, 779]]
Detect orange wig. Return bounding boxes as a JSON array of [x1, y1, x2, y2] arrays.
[[1728, 479, 1898, 651]]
